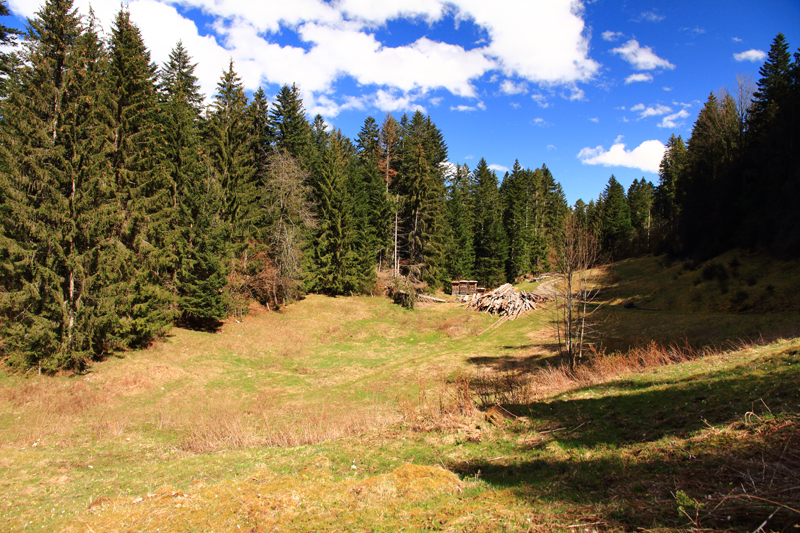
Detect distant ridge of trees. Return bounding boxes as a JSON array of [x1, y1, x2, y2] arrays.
[[0, 0, 796, 371]]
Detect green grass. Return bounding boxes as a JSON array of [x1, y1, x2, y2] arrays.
[[1, 252, 799, 532]]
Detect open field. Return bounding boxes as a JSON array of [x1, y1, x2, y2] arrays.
[[1, 252, 799, 532]]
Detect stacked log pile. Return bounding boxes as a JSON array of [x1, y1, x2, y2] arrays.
[[466, 283, 551, 320]]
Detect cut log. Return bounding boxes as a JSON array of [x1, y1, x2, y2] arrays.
[[466, 283, 551, 320]]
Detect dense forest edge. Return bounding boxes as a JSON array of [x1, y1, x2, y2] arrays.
[[1, 0, 799, 372]]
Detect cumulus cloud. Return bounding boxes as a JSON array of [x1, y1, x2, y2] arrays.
[[658, 109, 690, 129], [630, 103, 672, 119], [589, 117, 599, 123], [10, 0, 605, 117], [500, 79, 527, 95], [612, 40, 675, 71], [488, 164, 509, 173], [602, 31, 624, 41], [734, 49, 767, 62], [577, 138, 665, 173], [531, 93, 550, 108], [625, 73, 653, 84]]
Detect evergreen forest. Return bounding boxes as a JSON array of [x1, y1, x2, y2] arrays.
[[1, 0, 798, 372]]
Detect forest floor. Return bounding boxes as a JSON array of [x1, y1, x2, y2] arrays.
[[1, 251, 798, 532]]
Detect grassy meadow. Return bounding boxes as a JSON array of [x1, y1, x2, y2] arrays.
[[1, 252, 799, 532]]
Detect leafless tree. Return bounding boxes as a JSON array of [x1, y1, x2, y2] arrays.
[[263, 151, 316, 305], [552, 212, 599, 371]]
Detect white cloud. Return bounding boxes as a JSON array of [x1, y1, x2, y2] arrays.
[[488, 164, 509, 173], [500, 79, 527, 95], [625, 73, 653, 84], [577, 138, 665, 173], [451, 0, 599, 84], [630, 103, 672, 119], [589, 117, 599, 123], [734, 49, 767, 63], [732, 37, 743, 43], [636, 11, 665, 23], [547, 144, 557, 151], [11, 0, 602, 117], [663, 86, 672, 91], [611, 40, 675, 71], [565, 85, 585, 101], [531, 93, 550, 108], [451, 102, 486, 112], [602, 31, 624, 41], [531, 118, 549, 127], [658, 109, 690, 129]]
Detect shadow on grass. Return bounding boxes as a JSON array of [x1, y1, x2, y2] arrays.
[[449, 351, 800, 531]]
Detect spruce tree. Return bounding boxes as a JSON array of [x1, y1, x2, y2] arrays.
[[307, 131, 360, 295], [0, 0, 127, 370], [599, 175, 632, 255], [445, 163, 475, 280], [107, 7, 175, 346], [269, 83, 312, 164], [472, 159, 507, 287]]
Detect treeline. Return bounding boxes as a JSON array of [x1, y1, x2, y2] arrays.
[[577, 33, 800, 260], [0, 0, 569, 371]]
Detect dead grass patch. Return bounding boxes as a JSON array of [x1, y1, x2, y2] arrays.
[[62, 463, 463, 533]]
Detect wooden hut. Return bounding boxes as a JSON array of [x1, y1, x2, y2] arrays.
[[451, 280, 478, 296]]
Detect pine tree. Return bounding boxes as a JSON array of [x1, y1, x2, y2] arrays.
[[0, 0, 21, 100], [0, 0, 129, 370], [472, 159, 507, 287], [158, 41, 203, 111], [627, 178, 655, 250], [107, 7, 175, 346], [445, 163, 475, 280], [269, 83, 312, 164], [654, 133, 686, 234], [205, 60, 255, 242], [307, 130, 361, 295], [599, 175, 632, 255]]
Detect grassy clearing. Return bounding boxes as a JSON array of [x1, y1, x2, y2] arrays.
[[1, 252, 799, 531]]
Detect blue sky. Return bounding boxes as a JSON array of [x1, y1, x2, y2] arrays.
[[5, 0, 800, 204]]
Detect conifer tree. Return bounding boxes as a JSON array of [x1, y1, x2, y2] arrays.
[[599, 175, 632, 255], [307, 131, 360, 295], [205, 60, 255, 240], [654, 133, 686, 235], [445, 163, 475, 280], [472, 159, 507, 287], [269, 83, 312, 164], [107, 7, 175, 346], [0, 0, 131, 370], [627, 178, 655, 250]]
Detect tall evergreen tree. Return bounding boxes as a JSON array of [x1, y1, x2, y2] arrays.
[[472, 159, 507, 287], [0, 0, 133, 370], [654, 133, 686, 235], [107, 7, 175, 346], [307, 130, 361, 295], [269, 83, 312, 164], [205, 60, 255, 241], [627, 178, 655, 250], [599, 175, 632, 255], [444, 163, 475, 281]]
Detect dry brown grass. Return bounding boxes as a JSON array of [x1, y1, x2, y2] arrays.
[[60, 463, 463, 533]]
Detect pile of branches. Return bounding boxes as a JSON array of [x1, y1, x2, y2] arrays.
[[466, 283, 550, 320]]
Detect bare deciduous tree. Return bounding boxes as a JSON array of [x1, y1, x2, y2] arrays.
[[552, 212, 599, 371], [263, 151, 316, 305]]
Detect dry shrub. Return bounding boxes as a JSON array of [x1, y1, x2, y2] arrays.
[[396, 370, 479, 431], [526, 341, 715, 399], [1, 378, 101, 415], [181, 404, 391, 453]]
